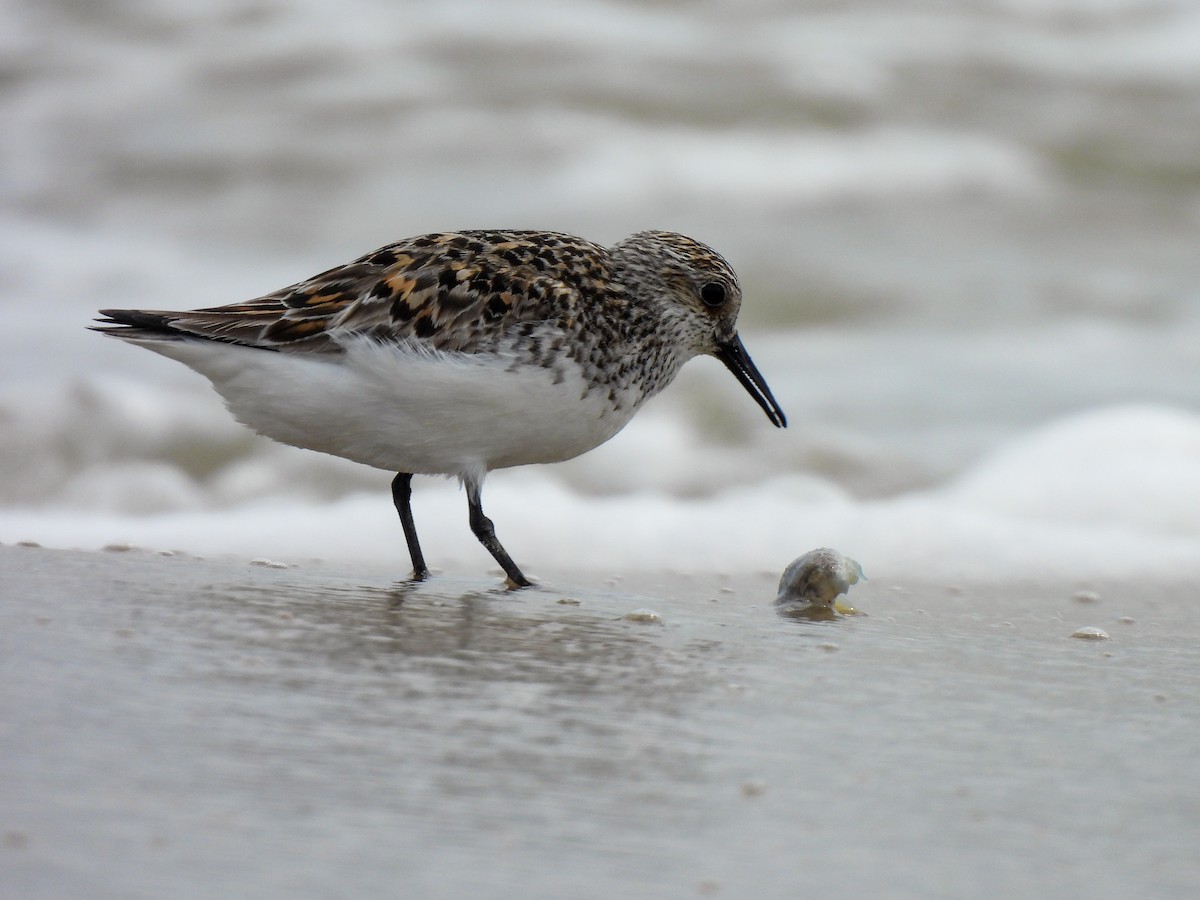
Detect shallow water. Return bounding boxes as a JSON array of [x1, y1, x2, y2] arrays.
[[4, 545, 1198, 897]]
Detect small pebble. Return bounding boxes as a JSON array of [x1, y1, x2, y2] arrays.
[[623, 608, 662, 624], [1071, 590, 1100, 604], [556, 597, 581, 606], [250, 558, 289, 569], [740, 780, 767, 798], [103, 543, 136, 553], [1070, 626, 1110, 641], [1117, 616, 1135, 625], [3, 831, 29, 849]]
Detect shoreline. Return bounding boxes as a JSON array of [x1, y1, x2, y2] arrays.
[[4, 543, 1198, 898]]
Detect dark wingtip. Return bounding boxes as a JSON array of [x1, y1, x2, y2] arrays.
[[94, 309, 177, 331], [89, 309, 191, 343]]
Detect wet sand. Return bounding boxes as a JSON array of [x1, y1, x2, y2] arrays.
[[3, 543, 1198, 898]]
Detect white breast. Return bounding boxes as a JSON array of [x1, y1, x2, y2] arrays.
[[137, 337, 643, 479]]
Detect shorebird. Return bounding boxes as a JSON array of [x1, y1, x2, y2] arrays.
[[93, 229, 786, 586]]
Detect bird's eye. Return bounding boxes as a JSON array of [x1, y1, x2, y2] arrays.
[[700, 281, 726, 308]]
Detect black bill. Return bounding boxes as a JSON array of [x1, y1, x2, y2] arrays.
[[715, 334, 787, 428]]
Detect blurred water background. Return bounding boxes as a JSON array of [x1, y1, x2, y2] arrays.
[[3, 0, 1200, 579]]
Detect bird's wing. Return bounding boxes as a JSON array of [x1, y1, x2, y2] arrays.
[[95, 231, 609, 353]]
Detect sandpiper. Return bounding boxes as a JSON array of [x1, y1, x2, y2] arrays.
[[93, 229, 787, 586]]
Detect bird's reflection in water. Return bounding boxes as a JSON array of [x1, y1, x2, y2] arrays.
[[203, 571, 715, 714]]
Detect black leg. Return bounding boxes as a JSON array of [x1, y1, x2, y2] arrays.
[[391, 472, 429, 581], [466, 480, 532, 588]]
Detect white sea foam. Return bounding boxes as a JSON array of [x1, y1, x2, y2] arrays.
[[567, 124, 1044, 209], [4, 398, 1199, 581], [946, 405, 1200, 536], [5, 314, 1200, 583], [761, 7, 1200, 88]]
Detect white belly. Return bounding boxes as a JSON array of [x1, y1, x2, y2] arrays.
[[141, 338, 641, 478]]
